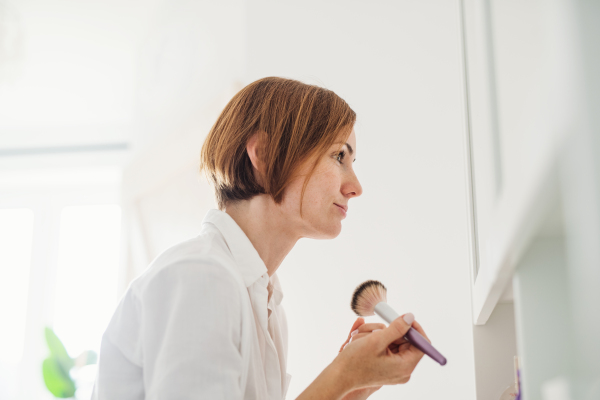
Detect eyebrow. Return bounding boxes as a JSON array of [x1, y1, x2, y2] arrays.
[[345, 142, 354, 156], [334, 141, 356, 162], [344, 143, 356, 162]]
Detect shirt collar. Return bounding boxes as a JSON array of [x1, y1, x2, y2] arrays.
[[201, 209, 268, 288], [270, 273, 284, 306]]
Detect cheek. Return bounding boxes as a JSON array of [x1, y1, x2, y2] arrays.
[[303, 169, 341, 209], [280, 162, 342, 219]]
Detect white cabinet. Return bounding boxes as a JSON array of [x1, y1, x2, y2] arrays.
[[460, 0, 572, 326], [459, 0, 600, 399]]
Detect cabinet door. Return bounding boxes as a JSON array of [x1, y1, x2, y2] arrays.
[[460, 0, 572, 324], [460, 0, 504, 323]]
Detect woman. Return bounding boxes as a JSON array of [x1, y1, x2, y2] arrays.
[[93, 77, 429, 400]]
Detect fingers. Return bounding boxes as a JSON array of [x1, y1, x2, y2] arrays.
[[350, 323, 386, 344], [345, 326, 385, 349], [341, 315, 430, 359], [342, 315, 428, 388], [390, 336, 409, 346], [388, 320, 429, 349], [404, 341, 427, 363], [349, 332, 370, 343], [389, 319, 430, 362], [345, 318, 365, 342], [389, 338, 412, 351], [410, 320, 431, 344], [357, 323, 386, 334], [341, 322, 387, 352], [340, 318, 365, 352], [348, 318, 365, 338], [378, 313, 414, 349]]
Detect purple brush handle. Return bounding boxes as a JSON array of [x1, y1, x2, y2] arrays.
[[373, 302, 447, 366], [404, 327, 447, 366]]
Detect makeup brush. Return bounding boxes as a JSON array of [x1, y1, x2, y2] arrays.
[[351, 280, 447, 366]]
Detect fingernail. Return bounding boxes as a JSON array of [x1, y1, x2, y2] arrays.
[[403, 313, 415, 325], [349, 337, 353, 343], [343, 343, 348, 350], [350, 329, 359, 337]]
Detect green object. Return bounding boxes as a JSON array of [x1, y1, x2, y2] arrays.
[[41, 327, 97, 398], [42, 357, 76, 398], [44, 327, 74, 371]]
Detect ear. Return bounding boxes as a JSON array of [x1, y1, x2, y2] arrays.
[[246, 131, 265, 182]]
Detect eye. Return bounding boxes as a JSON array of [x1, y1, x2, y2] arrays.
[[335, 150, 346, 163]]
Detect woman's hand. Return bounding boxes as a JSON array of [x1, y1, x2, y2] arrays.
[[333, 313, 429, 394], [338, 318, 384, 400], [296, 313, 429, 400]]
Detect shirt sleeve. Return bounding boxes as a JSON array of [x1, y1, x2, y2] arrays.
[[140, 259, 245, 400]]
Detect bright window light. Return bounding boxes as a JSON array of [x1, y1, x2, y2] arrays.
[[52, 205, 122, 358], [0, 208, 34, 363]]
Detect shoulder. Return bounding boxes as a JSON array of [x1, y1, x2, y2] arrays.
[[103, 230, 245, 353], [130, 230, 243, 303]]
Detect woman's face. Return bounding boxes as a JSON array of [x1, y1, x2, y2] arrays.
[[280, 129, 363, 239]]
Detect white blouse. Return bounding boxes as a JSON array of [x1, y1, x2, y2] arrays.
[[92, 209, 292, 399]]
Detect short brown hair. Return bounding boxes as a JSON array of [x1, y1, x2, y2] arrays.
[[200, 77, 356, 210]]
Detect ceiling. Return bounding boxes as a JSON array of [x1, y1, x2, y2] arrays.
[[0, 0, 162, 153]]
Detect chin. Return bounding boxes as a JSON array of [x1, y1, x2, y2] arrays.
[[315, 221, 342, 239]]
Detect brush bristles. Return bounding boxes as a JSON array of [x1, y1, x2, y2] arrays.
[[351, 280, 387, 316]]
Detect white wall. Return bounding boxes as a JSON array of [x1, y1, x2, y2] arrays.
[[120, 0, 246, 284], [121, 1, 477, 398], [245, 1, 476, 398]]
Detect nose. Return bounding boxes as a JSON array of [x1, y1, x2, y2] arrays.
[[343, 170, 363, 198]]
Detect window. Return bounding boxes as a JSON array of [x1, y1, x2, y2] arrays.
[[0, 167, 122, 399], [52, 204, 122, 399], [53, 205, 122, 356], [0, 209, 34, 399]]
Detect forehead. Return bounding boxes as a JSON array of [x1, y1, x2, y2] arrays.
[[340, 129, 357, 154], [333, 129, 356, 146], [347, 129, 357, 147]]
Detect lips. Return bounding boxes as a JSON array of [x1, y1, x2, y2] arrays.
[[334, 203, 348, 213]]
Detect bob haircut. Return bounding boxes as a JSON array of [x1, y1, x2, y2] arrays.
[[200, 77, 356, 211]]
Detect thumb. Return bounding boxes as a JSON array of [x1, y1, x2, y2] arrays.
[[378, 313, 414, 348]]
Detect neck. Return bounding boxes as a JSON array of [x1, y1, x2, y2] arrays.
[[225, 195, 300, 277]]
